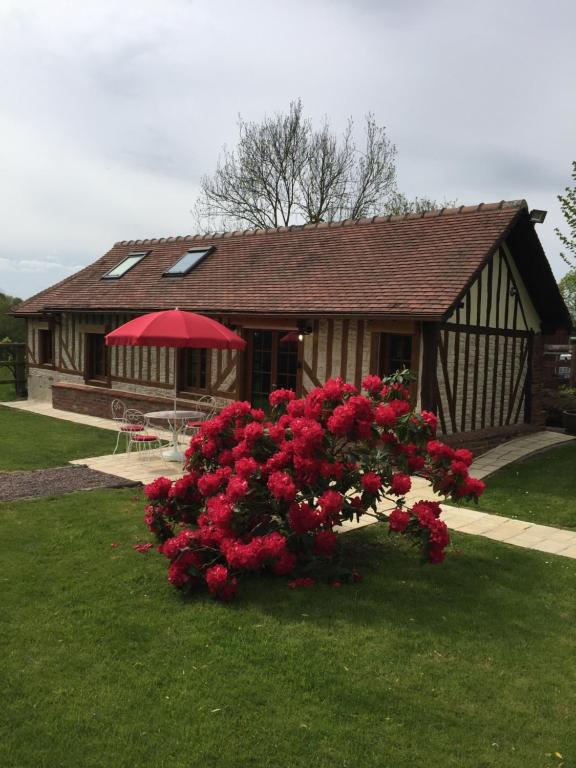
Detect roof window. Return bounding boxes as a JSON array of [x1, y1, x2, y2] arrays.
[[102, 251, 148, 279], [163, 247, 214, 277]]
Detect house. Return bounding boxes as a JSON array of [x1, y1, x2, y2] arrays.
[[13, 199, 571, 450]]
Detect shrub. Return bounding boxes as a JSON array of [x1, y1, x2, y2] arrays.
[[143, 374, 484, 600]]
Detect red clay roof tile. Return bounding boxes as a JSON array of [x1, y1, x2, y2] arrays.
[[14, 200, 528, 318]]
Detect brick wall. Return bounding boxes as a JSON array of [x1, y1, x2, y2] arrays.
[[530, 334, 547, 428], [444, 422, 540, 456], [52, 382, 217, 419]]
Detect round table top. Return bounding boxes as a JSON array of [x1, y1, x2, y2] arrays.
[[145, 410, 206, 420]]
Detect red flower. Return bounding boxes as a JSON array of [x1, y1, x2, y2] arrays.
[[374, 403, 397, 428], [313, 530, 338, 557], [361, 471, 381, 494], [318, 490, 343, 522], [427, 440, 455, 462], [133, 543, 154, 553], [390, 473, 411, 495], [267, 471, 298, 502], [243, 422, 265, 444], [327, 403, 356, 436], [226, 476, 249, 502], [269, 388, 296, 407], [234, 456, 259, 479], [144, 476, 173, 501], [362, 374, 383, 396], [288, 577, 316, 589], [457, 476, 485, 499], [205, 564, 229, 593], [289, 501, 321, 534], [412, 500, 442, 520], [421, 410, 438, 434], [388, 508, 411, 532], [454, 448, 474, 466]]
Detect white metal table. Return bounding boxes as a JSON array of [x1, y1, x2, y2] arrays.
[[144, 409, 206, 462]]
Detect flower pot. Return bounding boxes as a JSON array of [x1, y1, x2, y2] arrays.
[[562, 410, 576, 435]]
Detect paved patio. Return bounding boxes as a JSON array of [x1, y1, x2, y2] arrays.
[[4, 399, 576, 558]]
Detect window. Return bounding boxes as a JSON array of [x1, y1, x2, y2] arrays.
[[163, 248, 214, 277], [102, 252, 148, 279], [38, 329, 54, 365], [86, 333, 108, 381], [181, 348, 207, 390], [379, 333, 413, 377]]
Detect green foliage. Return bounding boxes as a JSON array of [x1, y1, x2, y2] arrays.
[[555, 160, 576, 268], [0, 292, 25, 342], [1, 488, 575, 767], [558, 269, 576, 324]]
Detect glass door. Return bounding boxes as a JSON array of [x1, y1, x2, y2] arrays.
[[250, 330, 274, 411], [248, 330, 299, 409]]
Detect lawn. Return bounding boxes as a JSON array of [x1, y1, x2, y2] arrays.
[[0, 404, 118, 471], [1, 487, 575, 768], [0, 362, 21, 402], [457, 441, 576, 530]]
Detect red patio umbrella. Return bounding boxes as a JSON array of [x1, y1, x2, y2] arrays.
[[105, 309, 246, 350], [105, 309, 246, 456]]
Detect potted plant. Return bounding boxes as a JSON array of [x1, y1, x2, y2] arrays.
[[561, 386, 576, 434]]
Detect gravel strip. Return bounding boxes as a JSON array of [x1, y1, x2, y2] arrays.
[[0, 465, 141, 502]]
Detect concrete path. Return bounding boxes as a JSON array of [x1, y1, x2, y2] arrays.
[[4, 399, 576, 559]]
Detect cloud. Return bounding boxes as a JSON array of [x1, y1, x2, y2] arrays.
[[0, 0, 575, 300]]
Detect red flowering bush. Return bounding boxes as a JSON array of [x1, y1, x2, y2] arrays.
[[143, 373, 484, 600]]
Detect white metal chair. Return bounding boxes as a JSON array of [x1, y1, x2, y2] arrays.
[[180, 395, 219, 442], [111, 398, 145, 454], [124, 410, 167, 458]]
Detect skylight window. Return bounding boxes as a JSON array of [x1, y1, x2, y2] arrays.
[[102, 252, 148, 279], [163, 247, 214, 277]]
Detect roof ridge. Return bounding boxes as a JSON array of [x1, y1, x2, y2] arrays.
[[115, 199, 528, 247]]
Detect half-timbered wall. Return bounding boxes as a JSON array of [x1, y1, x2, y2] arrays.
[[209, 347, 240, 399], [27, 312, 240, 404], [301, 319, 373, 393], [28, 312, 421, 406], [436, 245, 540, 434]]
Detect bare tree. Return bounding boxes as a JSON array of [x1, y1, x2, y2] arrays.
[[194, 101, 401, 230], [386, 192, 458, 216]]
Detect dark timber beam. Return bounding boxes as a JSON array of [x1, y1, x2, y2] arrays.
[[420, 322, 439, 412]]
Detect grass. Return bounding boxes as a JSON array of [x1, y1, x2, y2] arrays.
[[1, 487, 576, 768], [0, 363, 21, 402], [0, 405, 118, 471], [458, 442, 576, 530]]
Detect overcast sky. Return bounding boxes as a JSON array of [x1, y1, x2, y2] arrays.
[[1, 0, 574, 300]]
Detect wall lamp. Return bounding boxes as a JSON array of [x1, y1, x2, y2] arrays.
[[297, 320, 313, 342], [529, 209, 547, 224]]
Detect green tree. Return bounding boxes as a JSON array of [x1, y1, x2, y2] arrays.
[[555, 160, 576, 268], [559, 269, 576, 325], [0, 293, 25, 342]]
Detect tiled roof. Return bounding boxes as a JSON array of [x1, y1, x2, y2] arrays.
[[15, 200, 528, 319]]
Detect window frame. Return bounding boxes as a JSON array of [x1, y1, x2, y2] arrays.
[[178, 348, 210, 394], [101, 251, 149, 280], [163, 247, 214, 278], [84, 332, 109, 384], [37, 327, 54, 367]]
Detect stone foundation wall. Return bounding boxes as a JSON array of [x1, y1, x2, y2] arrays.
[[28, 368, 82, 401]]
